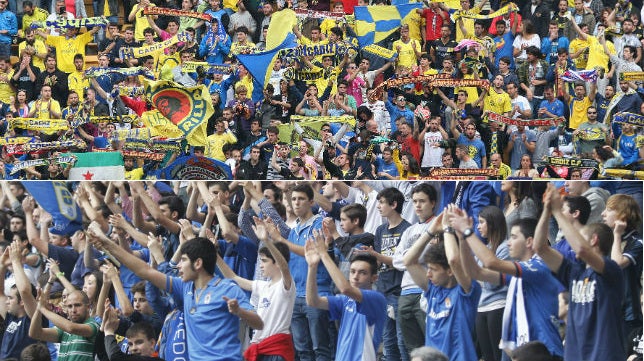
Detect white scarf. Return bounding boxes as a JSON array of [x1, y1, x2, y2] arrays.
[[500, 276, 529, 354]]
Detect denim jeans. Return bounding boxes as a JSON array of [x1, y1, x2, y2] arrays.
[[291, 297, 332, 361], [383, 294, 409, 361], [0, 43, 10, 57]]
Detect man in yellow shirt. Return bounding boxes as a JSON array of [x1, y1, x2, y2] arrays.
[[205, 117, 237, 161], [128, 0, 155, 41], [68, 54, 89, 102], [0, 57, 14, 105], [230, 26, 255, 55], [482, 74, 512, 117], [569, 23, 590, 70], [28, 84, 61, 119], [18, 28, 47, 70], [38, 26, 99, 73], [563, 82, 596, 130], [21, 1, 48, 35], [393, 24, 422, 70]]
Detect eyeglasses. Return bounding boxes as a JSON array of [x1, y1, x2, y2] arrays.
[[587, 111, 597, 114], [397, 98, 405, 101], [321, 128, 331, 132], [347, 66, 356, 69]]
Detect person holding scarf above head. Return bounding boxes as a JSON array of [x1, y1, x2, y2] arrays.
[[199, 18, 231, 65]]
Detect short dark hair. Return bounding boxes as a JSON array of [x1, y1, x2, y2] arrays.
[[377, 188, 405, 214], [422, 241, 448, 269], [350, 253, 378, 275], [341, 204, 367, 228], [582, 223, 613, 256], [563, 196, 591, 225], [158, 196, 185, 219], [411, 183, 437, 202], [131, 280, 146, 295], [510, 218, 537, 239], [258, 242, 291, 263], [291, 183, 314, 201], [181, 237, 217, 275], [511, 341, 552, 361], [126, 321, 157, 341]]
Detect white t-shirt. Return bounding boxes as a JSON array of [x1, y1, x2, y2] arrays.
[[422, 130, 445, 167], [510, 95, 532, 119], [250, 278, 296, 343], [513, 34, 541, 60]]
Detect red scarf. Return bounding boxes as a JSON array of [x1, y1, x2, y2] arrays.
[[243, 333, 295, 361]]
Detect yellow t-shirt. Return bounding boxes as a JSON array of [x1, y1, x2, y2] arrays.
[[205, 132, 237, 161], [125, 167, 144, 180], [393, 39, 421, 69], [568, 96, 592, 130], [235, 75, 254, 97], [129, 4, 155, 42], [18, 39, 47, 70], [30, 99, 61, 119], [45, 31, 93, 73], [68, 71, 89, 101], [484, 88, 512, 115], [22, 7, 49, 32], [569, 37, 589, 70], [157, 53, 179, 81], [0, 69, 14, 104], [230, 41, 256, 55], [456, 73, 479, 105], [586, 36, 615, 71], [402, 10, 423, 42]]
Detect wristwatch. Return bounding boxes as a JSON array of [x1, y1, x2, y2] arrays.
[[463, 228, 475, 238], [443, 226, 456, 235]]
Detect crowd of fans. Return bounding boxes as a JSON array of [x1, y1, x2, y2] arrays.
[[0, 179, 639, 361], [0, 0, 640, 179]]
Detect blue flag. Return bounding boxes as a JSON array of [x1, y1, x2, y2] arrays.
[[158, 155, 232, 180], [354, 3, 422, 47], [236, 33, 298, 90], [22, 181, 82, 234]]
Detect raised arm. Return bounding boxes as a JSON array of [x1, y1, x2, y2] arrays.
[[403, 214, 444, 291], [87, 222, 168, 292], [23, 196, 48, 257], [547, 184, 606, 273], [254, 217, 292, 290], [304, 236, 329, 310], [531, 192, 563, 273]]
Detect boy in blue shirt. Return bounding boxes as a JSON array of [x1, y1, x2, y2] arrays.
[[89, 223, 264, 361], [305, 231, 387, 361], [534, 184, 625, 361], [404, 208, 481, 361], [448, 210, 563, 359]]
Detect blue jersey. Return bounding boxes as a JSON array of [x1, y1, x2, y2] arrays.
[[456, 134, 486, 168], [288, 215, 331, 297], [557, 257, 625, 361], [166, 275, 253, 361], [494, 32, 515, 69], [328, 290, 387, 361], [424, 280, 481, 361], [503, 257, 563, 357], [218, 235, 258, 281]]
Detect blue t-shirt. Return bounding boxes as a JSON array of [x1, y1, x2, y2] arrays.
[[424, 280, 481, 361], [218, 235, 258, 281], [456, 134, 487, 168], [541, 36, 569, 65], [328, 290, 387, 361], [376, 157, 399, 180], [538, 99, 564, 118], [494, 32, 515, 69], [166, 275, 252, 361], [47, 244, 79, 286], [289, 215, 331, 297], [503, 257, 563, 357], [556, 257, 625, 361], [0, 314, 36, 359]]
